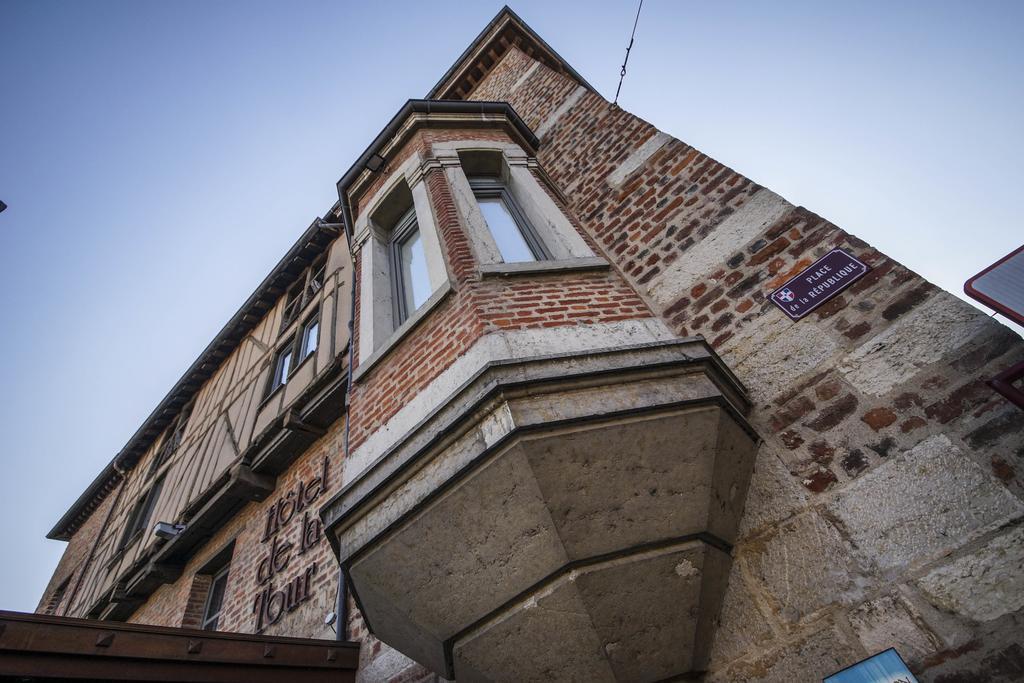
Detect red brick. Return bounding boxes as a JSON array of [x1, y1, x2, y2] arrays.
[[861, 407, 898, 431]]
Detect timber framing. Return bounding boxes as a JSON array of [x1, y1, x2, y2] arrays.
[[83, 358, 349, 622], [48, 219, 341, 541]]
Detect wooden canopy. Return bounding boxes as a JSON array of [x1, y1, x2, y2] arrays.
[[0, 611, 359, 682]]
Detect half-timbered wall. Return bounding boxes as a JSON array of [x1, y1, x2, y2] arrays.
[[57, 236, 352, 619]]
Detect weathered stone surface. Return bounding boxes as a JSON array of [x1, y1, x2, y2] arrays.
[[826, 435, 1024, 573], [523, 407, 753, 558], [646, 189, 792, 310], [708, 561, 775, 668], [709, 623, 864, 683], [848, 594, 939, 667], [915, 611, 1024, 682], [451, 542, 729, 682], [738, 445, 809, 538], [454, 575, 617, 683], [329, 344, 759, 680], [729, 321, 840, 403], [895, 584, 974, 654], [742, 512, 873, 624], [355, 642, 423, 683], [916, 525, 1024, 622], [838, 292, 992, 396]]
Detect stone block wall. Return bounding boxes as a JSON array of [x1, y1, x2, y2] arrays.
[[469, 44, 1024, 682]]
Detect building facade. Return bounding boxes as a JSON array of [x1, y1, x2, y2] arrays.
[[30, 7, 1024, 682]]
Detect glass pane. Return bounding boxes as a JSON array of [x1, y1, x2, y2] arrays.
[[277, 348, 292, 385], [303, 320, 319, 358], [399, 227, 431, 314], [203, 571, 228, 631], [478, 196, 535, 263]]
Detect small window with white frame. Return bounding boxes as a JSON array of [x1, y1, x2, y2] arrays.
[[268, 339, 295, 395], [300, 313, 319, 361], [265, 309, 321, 399], [469, 177, 550, 263], [201, 564, 230, 631]]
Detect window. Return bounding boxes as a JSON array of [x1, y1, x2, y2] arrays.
[[119, 476, 164, 550], [301, 314, 319, 361], [150, 400, 193, 476], [280, 254, 327, 333], [266, 310, 320, 398], [280, 282, 303, 332], [43, 577, 70, 615], [389, 208, 431, 325], [201, 564, 230, 631], [469, 178, 550, 263], [269, 340, 295, 394]]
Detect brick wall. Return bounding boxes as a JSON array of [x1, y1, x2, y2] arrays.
[[179, 573, 211, 629], [466, 45, 1024, 682]]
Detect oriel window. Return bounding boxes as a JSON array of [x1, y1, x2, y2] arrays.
[[470, 177, 550, 263]]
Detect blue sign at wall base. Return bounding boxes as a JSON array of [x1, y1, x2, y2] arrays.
[[825, 648, 918, 683]]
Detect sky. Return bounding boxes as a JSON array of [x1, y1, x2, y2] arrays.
[[1, 1, 1022, 613]]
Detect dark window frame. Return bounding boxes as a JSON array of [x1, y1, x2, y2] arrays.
[[469, 177, 551, 262], [263, 309, 321, 401], [279, 254, 327, 333], [388, 208, 424, 326], [43, 577, 70, 615], [119, 476, 164, 551], [149, 400, 194, 478]]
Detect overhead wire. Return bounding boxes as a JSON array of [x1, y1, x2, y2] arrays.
[[614, 0, 645, 105]]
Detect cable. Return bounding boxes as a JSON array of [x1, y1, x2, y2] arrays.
[[614, 0, 644, 105]]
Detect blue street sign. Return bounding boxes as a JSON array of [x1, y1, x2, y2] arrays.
[[825, 648, 918, 683]]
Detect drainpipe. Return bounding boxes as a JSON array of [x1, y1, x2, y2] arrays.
[[329, 198, 358, 641], [61, 461, 130, 617]]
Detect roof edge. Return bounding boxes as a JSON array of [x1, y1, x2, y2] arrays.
[[334, 99, 539, 241], [48, 218, 341, 541], [426, 5, 598, 101]]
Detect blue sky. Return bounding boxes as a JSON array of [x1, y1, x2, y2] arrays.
[[0, 1, 1021, 613]]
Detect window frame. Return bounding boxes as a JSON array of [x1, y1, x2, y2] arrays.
[[44, 577, 70, 615], [200, 564, 230, 631], [264, 307, 322, 400], [469, 177, 551, 262], [300, 312, 320, 362], [388, 208, 427, 326], [149, 400, 193, 478], [266, 336, 296, 398], [119, 476, 164, 551], [279, 254, 327, 334]]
